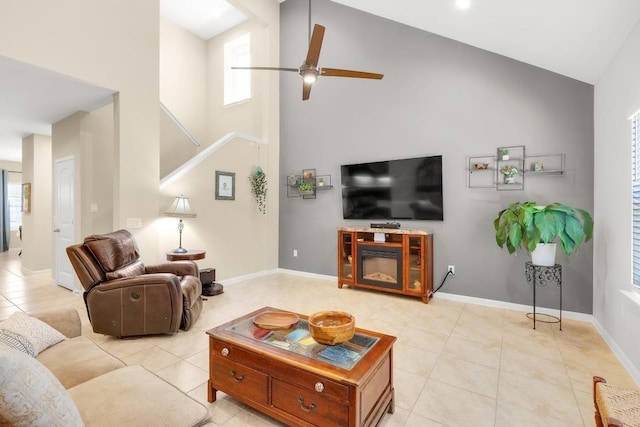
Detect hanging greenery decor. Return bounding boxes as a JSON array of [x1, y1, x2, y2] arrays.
[[249, 166, 267, 214]]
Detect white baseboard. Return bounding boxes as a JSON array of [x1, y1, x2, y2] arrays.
[[275, 268, 336, 281], [592, 317, 640, 385], [20, 267, 52, 275], [435, 291, 593, 322]]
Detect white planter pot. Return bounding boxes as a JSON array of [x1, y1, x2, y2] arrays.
[[531, 243, 557, 266]]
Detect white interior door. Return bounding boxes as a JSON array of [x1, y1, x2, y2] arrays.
[[54, 157, 75, 291]]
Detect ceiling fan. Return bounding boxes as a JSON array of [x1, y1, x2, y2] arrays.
[[232, 2, 383, 100]]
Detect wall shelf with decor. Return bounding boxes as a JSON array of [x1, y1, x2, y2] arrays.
[[523, 154, 565, 176], [286, 169, 333, 199], [468, 155, 497, 188], [467, 147, 565, 190], [497, 145, 525, 191]]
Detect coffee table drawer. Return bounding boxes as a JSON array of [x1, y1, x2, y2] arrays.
[[272, 378, 348, 427], [211, 355, 268, 405]]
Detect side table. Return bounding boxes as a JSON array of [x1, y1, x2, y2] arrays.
[[524, 262, 562, 330], [165, 250, 223, 296], [166, 250, 205, 261]]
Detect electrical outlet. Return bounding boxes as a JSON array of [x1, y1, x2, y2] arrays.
[[293, 249, 298, 257], [448, 265, 455, 275]]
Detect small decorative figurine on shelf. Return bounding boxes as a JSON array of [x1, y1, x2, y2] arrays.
[[500, 165, 519, 184]]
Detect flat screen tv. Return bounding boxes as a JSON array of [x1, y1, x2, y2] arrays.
[[341, 155, 443, 221]]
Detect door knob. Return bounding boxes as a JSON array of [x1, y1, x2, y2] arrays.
[[53, 228, 61, 232]]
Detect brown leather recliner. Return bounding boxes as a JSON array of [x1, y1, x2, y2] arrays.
[[66, 229, 202, 337]]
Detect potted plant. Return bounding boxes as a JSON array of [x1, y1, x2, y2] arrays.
[[500, 165, 519, 184], [493, 201, 594, 266], [249, 166, 267, 214], [500, 148, 510, 160], [298, 182, 315, 196]]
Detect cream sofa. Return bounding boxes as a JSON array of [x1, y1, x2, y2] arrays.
[[0, 307, 211, 426]]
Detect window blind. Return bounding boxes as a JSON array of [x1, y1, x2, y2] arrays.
[[633, 112, 640, 286]]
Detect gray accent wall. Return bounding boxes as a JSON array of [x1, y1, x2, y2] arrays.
[[279, 0, 594, 313]]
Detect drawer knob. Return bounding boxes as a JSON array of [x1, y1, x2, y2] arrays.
[[314, 382, 324, 393], [230, 370, 245, 382], [221, 348, 229, 356], [297, 396, 317, 412]]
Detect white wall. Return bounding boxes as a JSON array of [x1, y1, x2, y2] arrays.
[[21, 134, 52, 272], [160, 17, 208, 143], [159, 0, 281, 278], [594, 19, 640, 382], [159, 18, 208, 178], [0, 0, 161, 260], [52, 105, 115, 244]]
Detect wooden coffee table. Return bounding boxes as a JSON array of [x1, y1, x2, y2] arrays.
[[206, 306, 396, 427]]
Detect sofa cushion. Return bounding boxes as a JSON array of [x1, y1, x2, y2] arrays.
[[0, 312, 65, 356], [37, 336, 125, 389], [0, 345, 84, 426], [68, 365, 210, 426]]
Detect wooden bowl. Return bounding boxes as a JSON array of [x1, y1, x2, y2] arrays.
[[308, 311, 355, 345]]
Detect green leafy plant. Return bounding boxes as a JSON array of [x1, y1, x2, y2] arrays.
[[500, 165, 518, 177], [493, 201, 594, 257], [249, 166, 267, 214], [500, 148, 509, 156], [298, 182, 314, 193]]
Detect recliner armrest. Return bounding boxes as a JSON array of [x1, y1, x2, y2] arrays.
[[96, 273, 183, 291], [145, 261, 199, 277]]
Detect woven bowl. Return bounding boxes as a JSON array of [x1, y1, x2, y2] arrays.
[[308, 311, 355, 345]]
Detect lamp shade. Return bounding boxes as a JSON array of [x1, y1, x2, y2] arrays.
[[164, 196, 196, 218]]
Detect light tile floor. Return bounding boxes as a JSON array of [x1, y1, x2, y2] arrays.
[[0, 249, 636, 426]]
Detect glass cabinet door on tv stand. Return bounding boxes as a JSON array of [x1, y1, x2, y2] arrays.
[[338, 230, 355, 285]]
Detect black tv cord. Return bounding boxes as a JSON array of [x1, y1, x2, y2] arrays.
[[433, 270, 454, 294]]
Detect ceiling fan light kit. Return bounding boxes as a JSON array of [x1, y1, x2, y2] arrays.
[[232, 21, 383, 100], [300, 66, 318, 83]]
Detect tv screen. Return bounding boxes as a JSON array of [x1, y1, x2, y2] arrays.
[[341, 155, 443, 221]]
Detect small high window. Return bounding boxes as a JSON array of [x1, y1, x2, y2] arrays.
[[224, 33, 251, 106]]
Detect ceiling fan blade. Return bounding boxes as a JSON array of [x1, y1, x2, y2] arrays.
[[305, 24, 325, 68], [320, 68, 384, 79], [231, 66, 299, 72], [302, 81, 312, 101]]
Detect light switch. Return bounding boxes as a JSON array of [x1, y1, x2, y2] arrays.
[[126, 218, 142, 228], [90, 203, 98, 213]]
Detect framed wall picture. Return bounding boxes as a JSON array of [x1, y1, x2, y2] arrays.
[[22, 183, 31, 213], [215, 171, 235, 200]]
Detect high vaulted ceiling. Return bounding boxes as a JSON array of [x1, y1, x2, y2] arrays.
[[1, 0, 639, 162], [331, 0, 640, 84], [159, 0, 248, 40]]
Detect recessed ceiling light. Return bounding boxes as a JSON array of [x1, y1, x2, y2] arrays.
[[456, 0, 471, 9]]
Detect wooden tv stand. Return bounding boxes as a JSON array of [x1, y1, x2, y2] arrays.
[[337, 227, 433, 303]]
